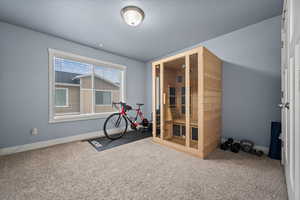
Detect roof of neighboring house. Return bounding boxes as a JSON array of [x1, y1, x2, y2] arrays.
[[73, 73, 120, 88], [55, 71, 80, 85]]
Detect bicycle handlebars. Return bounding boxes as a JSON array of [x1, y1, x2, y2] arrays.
[[112, 102, 143, 110], [112, 101, 126, 108]]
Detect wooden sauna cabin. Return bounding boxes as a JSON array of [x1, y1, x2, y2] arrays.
[[152, 46, 222, 158]]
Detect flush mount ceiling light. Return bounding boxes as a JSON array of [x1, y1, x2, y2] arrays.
[[121, 6, 145, 27]]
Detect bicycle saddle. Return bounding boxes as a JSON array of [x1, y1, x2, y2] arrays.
[[136, 103, 144, 106], [125, 105, 132, 111]]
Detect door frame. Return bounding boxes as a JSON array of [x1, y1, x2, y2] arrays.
[[294, 41, 300, 200]]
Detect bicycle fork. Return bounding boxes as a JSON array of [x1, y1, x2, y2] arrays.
[[115, 115, 122, 127]]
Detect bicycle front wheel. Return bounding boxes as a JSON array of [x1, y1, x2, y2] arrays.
[[103, 113, 128, 140]]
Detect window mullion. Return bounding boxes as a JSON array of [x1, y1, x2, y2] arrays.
[[92, 64, 95, 113], [120, 71, 125, 102]]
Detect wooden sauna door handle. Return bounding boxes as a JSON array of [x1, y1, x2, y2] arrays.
[[163, 93, 166, 104]]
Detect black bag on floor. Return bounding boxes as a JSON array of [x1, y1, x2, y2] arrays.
[[268, 122, 281, 160]]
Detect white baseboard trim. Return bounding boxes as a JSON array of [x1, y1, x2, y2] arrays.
[[0, 128, 126, 156], [221, 138, 269, 155], [253, 145, 269, 155]]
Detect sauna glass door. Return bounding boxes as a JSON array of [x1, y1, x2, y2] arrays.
[[162, 57, 186, 146], [189, 53, 198, 149], [153, 64, 161, 138]]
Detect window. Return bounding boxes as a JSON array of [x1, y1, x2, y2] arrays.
[[173, 125, 181, 136], [192, 127, 198, 140], [172, 124, 186, 138], [49, 49, 126, 123], [176, 76, 183, 83], [55, 88, 68, 107], [95, 91, 112, 105], [181, 125, 186, 137], [169, 87, 176, 107], [181, 87, 185, 114]]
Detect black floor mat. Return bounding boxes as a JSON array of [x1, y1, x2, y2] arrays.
[[87, 131, 152, 152]]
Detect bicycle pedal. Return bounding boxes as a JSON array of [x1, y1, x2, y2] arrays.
[[131, 124, 137, 131]]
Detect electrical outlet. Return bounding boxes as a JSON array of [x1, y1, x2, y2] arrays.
[[31, 128, 38, 135]]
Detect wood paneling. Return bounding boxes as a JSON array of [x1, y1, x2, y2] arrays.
[[81, 90, 93, 114], [202, 47, 222, 158]]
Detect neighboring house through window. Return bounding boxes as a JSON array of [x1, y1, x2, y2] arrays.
[[49, 49, 126, 123], [95, 91, 112, 105], [55, 88, 68, 107]]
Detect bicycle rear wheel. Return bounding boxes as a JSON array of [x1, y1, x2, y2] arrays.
[[103, 113, 128, 140]]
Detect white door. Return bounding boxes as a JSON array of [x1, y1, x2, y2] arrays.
[[280, 1, 289, 167], [281, 0, 298, 199], [293, 1, 300, 199]]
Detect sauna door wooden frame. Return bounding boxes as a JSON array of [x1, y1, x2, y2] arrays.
[[152, 47, 204, 156]]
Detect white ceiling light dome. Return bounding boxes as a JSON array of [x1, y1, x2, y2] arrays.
[[121, 6, 145, 27]]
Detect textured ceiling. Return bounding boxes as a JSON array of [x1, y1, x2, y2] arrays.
[[0, 0, 282, 62]]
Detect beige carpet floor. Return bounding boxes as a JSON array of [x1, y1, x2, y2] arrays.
[[0, 138, 287, 200]]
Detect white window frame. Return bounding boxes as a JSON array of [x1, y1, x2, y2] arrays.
[[49, 48, 126, 123], [95, 90, 113, 106], [55, 87, 69, 107]]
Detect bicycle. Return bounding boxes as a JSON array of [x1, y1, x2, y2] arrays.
[[103, 102, 149, 140]]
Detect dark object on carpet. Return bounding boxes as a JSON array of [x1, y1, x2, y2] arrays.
[[87, 131, 152, 152], [240, 140, 254, 153], [250, 149, 264, 157], [220, 138, 263, 156], [231, 142, 241, 153], [227, 138, 234, 144], [220, 143, 229, 151], [220, 138, 234, 151], [268, 121, 282, 160], [147, 122, 153, 132]]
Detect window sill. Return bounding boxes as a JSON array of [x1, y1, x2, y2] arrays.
[[55, 105, 70, 108], [49, 112, 115, 124]]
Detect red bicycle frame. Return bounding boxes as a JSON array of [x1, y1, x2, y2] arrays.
[[117, 102, 146, 128]]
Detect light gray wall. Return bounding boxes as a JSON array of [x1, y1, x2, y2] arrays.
[[296, 1, 300, 43], [0, 22, 146, 148], [145, 16, 281, 147]]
